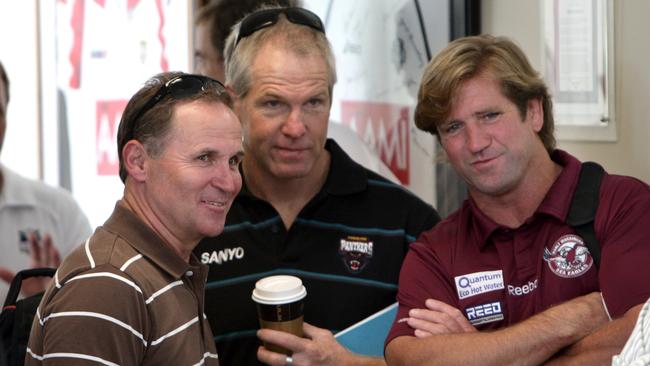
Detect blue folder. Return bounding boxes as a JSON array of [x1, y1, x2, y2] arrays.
[[334, 302, 398, 357]]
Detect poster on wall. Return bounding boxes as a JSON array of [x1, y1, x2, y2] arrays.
[[542, 0, 616, 141], [39, 0, 192, 227], [303, 0, 449, 206]]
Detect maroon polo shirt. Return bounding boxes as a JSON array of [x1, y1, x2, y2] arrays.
[[387, 150, 650, 344]]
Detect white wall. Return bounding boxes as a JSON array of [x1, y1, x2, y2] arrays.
[[483, 0, 650, 183], [0, 0, 40, 180]]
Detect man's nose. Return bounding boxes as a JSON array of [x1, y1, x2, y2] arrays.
[[281, 108, 307, 138], [211, 162, 240, 194], [465, 123, 490, 153]]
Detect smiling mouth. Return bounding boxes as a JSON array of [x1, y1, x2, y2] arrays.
[[471, 153, 500, 166], [473, 158, 493, 165], [202, 200, 227, 207]]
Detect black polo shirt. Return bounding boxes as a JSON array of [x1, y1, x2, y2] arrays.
[[195, 139, 439, 365]]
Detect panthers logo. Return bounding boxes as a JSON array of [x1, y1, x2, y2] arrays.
[[339, 237, 373, 273]]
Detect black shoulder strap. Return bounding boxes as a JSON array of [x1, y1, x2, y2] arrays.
[[2, 268, 56, 309], [566, 162, 605, 268]]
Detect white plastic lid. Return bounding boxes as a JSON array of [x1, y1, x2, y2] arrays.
[[251, 275, 307, 305]]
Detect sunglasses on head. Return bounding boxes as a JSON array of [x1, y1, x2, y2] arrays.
[[234, 7, 325, 48], [127, 74, 226, 140]]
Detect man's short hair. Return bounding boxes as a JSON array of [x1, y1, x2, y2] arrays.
[[195, 0, 301, 62], [116, 72, 232, 182], [0, 60, 9, 104], [223, 6, 337, 99], [415, 34, 556, 153]]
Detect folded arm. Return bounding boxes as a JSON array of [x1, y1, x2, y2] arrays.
[[543, 302, 643, 366], [385, 292, 609, 366]]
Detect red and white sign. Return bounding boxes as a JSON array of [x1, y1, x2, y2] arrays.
[[95, 100, 127, 175], [341, 101, 410, 184]]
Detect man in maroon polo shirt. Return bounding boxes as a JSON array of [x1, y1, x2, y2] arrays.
[[385, 35, 650, 366]]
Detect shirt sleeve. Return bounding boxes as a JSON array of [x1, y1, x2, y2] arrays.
[[26, 266, 148, 365], [598, 176, 650, 318], [385, 231, 459, 347]]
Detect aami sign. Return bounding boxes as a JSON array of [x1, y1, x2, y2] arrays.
[[340, 101, 410, 184], [96, 100, 127, 175]]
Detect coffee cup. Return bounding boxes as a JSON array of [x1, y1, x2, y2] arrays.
[[252, 275, 307, 354]]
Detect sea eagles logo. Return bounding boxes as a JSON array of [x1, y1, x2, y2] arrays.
[[339, 236, 373, 273], [543, 234, 593, 278]]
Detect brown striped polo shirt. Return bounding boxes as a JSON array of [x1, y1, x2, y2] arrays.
[[26, 201, 219, 366]]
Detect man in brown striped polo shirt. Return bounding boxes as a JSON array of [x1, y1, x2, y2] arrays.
[[26, 72, 244, 365]]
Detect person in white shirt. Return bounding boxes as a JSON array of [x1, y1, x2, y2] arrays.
[[612, 297, 650, 366], [0, 60, 91, 300]]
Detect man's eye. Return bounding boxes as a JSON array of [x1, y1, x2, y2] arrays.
[[228, 156, 241, 167], [307, 98, 323, 107], [197, 154, 210, 162], [482, 112, 501, 122], [264, 100, 280, 108], [442, 122, 462, 135]]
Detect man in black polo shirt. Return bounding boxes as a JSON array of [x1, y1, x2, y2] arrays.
[[194, 6, 440, 366]]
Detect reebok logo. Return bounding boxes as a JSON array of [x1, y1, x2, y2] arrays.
[[507, 279, 538, 296]]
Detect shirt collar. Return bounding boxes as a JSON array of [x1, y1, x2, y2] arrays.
[[470, 149, 582, 248], [322, 138, 368, 196], [0, 165, 38, 208], [537, 149, 582, 221], [102, 201, 197, 279]]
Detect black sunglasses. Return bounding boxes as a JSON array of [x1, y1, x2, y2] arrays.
[[128, 74, 226, 140], [234, 7, 325, 48]]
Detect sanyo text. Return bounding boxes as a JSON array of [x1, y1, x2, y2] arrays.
[[201, 247, 245, 265]]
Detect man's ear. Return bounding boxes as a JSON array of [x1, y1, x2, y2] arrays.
[[527, 97, 544, 132], [122, 140, 148, 182]]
